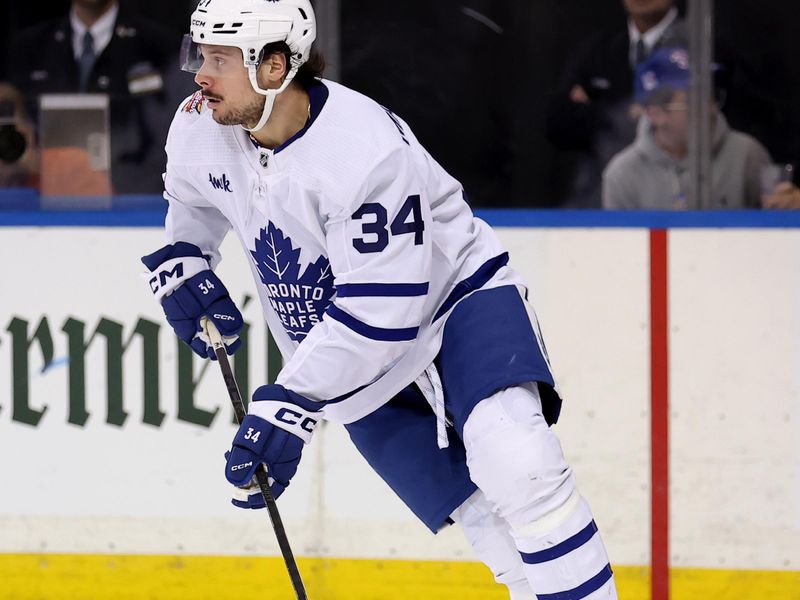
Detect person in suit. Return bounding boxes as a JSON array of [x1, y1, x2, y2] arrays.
[[545, 0, 686, 207], [8, 0, 188, 193]]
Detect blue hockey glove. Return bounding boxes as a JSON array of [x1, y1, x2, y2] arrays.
[[225, 384, 321, 507], [141, 242, 243, 359]]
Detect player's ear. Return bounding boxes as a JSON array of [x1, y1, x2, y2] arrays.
[[258, 51, 288, 87]]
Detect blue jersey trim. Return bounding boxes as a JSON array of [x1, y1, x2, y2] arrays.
[[326, 304, 419, 342], [336, 282, 430, 298], [433, 253, 510, 322], [252, 382, 367, 409], [273, 80, 329, 155], [519, 520, 598, 564], [327, 383, 370, 405], [536, 564, 614, 600]]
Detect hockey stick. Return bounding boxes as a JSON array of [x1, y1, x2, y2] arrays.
[[201, 317, 309, 600]]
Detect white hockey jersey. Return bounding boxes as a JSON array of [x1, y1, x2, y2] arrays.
[[162, 79, 522, 424]]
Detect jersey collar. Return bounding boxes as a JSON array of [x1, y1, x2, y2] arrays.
[[273, 79, 329, 154]]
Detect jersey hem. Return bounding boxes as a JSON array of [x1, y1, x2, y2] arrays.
[[450, 371, 559, 437]]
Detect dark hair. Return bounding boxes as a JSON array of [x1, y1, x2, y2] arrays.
[[260, 41, 326, 88]]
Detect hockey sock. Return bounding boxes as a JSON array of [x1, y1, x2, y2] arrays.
[[511, 492, 617, 599], [451, 490, 533, 598]]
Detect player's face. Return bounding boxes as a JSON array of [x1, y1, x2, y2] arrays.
[[194, 45, 265, 128], [622, 0, 674, 19]]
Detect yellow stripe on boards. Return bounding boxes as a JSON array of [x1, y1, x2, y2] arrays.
[[0, 555, 499, 600], [0, 554, 797, 600], [671, 567, 800, 600]]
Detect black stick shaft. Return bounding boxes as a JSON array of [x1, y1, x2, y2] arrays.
[[205, 320, 308, 600]]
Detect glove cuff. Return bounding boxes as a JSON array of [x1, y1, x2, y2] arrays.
[[148, 256, 210, 300], [142, 242, 210, 300], [249, 401, 318, 444], [249, 385, 320, 444]]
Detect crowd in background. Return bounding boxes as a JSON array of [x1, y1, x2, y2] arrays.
[[0, 0, 798, 209]]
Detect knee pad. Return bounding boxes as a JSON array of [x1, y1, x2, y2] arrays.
[[463, 383, 576, 530]]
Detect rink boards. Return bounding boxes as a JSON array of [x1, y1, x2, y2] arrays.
[[0, 211, 799, 599]]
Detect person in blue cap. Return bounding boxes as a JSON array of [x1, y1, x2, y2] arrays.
[[602, 46, 771, 210]]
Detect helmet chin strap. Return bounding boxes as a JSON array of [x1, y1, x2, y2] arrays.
[[243, 65, 299, 133]]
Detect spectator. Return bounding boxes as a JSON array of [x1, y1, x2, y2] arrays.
[[713, 0, 800, 171], [602, 47, 771, 210], [546, 0, 686, 207], [762, 182, 800, 210], [119, 0, 198, 36], [0, 82, 38, 188], [8, 0, 186, 194]]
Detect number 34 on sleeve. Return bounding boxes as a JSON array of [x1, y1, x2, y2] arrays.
[[351, 195, 424, 254]]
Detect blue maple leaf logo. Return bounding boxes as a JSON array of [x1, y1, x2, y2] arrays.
[[251, 222, 335, 341]]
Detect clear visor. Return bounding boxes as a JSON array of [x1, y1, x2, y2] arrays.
[[179, 35, 247, 78], [179, 35, 203, 73]]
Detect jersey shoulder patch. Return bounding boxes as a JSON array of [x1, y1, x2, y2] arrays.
[[181, 91, 205, 115]]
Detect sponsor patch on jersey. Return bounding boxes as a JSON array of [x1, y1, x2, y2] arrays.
[[182, 91, 205, 114]]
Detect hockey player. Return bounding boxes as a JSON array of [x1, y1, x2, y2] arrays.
[[141, 1, 618, 598]]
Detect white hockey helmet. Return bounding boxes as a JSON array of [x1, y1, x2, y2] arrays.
[[181, 0, 317, 131]]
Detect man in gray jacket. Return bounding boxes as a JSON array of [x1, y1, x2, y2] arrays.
[[602, 47, 771, 210]]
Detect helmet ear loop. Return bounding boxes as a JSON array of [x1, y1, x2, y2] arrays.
[[243, 62, 299, 132]]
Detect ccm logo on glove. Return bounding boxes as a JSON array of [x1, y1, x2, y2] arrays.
[[141, 242, 243, 360], [276, 408, 318, 433], [149, 262, 186, 294], [148, 257, 209, 299]]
